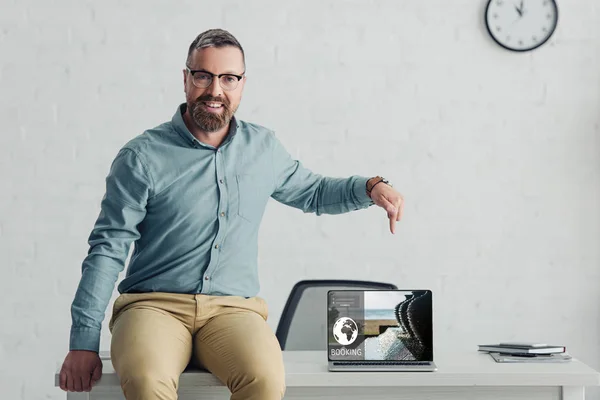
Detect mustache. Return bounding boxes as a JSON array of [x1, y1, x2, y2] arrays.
[[194, 95, 230, 108]]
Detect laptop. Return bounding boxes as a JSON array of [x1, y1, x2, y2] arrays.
[[327, 289, 437, 372]]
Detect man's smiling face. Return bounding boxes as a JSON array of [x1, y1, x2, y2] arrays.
[[183, 46, 246, 133]]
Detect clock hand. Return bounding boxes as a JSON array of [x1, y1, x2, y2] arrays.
[[514, 3, 523, 16]]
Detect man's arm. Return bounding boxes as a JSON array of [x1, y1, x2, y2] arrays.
[[269, 132, 373, 215], [69, 147, 151, 353]]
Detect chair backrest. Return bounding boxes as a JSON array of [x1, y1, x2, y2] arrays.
[[275, 279, 398, 350]]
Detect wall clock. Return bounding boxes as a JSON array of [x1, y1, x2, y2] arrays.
[[485, 0, 558, 52]]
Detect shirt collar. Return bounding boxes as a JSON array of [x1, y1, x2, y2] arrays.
[[171, 103, 240, 148]]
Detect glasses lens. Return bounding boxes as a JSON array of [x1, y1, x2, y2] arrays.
[[220, 75, 239, 91], [193, 72, 212, 88]]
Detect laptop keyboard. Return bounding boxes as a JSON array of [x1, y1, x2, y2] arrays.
[[332, 361, 431, 366]]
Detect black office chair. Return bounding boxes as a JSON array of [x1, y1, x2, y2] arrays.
[[275, 279, 398, 350]]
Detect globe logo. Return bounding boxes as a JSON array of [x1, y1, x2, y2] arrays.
[[332, 317, 358, 345]]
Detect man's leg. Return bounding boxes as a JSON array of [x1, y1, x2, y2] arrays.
[[192, 296, 285, 400], [109, 293, 196, 400]]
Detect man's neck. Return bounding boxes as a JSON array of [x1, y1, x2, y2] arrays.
[[183, 109, 229, 148]]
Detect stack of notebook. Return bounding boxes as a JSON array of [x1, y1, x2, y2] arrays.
[[478, 342, 572, 363]]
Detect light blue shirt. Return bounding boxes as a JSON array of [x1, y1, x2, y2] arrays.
[[70, 104, 374, 352]]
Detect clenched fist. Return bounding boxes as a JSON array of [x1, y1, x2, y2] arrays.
[[59, 350, 103, 392]]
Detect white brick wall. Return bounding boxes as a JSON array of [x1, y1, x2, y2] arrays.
[[1, 0, 599, 398]]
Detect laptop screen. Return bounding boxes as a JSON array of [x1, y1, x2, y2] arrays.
[[327, 289, 433, 362]]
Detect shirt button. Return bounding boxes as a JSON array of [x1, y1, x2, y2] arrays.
[[214, 244, 219, 249], [205, 276, 209, 280], [220, 212, 225, 217], [219, 179, 224, 184]]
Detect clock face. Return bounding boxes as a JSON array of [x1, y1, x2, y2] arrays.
[[485, 0, 558, 52]]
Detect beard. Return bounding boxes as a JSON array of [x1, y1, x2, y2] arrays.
[[188, 95, 237, 133]]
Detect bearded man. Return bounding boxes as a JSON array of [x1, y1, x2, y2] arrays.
[[59, 28, 404, 400]]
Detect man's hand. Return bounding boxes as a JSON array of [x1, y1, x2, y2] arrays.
[[368, 178, 404, 234], [59, 350, 103, 392]]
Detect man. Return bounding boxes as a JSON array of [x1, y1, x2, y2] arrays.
[[59, 29, 404, 400]]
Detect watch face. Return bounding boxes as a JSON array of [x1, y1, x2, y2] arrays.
[[485, 0, 558, 52]]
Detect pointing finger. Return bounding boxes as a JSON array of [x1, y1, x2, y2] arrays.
[[381, 197, 396, 217]]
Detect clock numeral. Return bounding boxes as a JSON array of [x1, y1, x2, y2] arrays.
[[496, 26, 502, 32], [518, 40, 524, 46]]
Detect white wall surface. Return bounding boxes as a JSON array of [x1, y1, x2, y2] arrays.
[[1, 0, 599, 399]]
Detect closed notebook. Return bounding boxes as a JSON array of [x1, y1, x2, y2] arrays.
[[490, 352, 572, 363], [498, 342, 547, 348], [478, 344, 565, 354]]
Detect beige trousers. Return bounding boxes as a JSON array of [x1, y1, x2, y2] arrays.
[[108, 292, 286, 400]]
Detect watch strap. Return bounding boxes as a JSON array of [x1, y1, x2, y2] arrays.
[[366, 176, 389, 197]]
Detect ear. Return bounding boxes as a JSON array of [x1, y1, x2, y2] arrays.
[[183, 69, 188, 91]]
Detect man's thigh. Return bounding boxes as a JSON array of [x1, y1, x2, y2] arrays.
[[109, 294, 194, 385], [192, 299, 285, 395]]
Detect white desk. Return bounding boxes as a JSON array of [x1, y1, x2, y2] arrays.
[[55, 350, 600, 400]]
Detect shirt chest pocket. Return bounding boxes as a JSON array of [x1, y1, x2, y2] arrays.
[[235, 174, 271, 224]]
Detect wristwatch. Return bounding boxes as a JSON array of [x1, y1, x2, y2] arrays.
[[366, 176, 391, 198]]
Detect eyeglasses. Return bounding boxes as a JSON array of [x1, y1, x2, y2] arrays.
[[186, 67, 245, 91]]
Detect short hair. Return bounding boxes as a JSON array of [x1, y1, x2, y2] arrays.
[[186, 29, 245, 70]]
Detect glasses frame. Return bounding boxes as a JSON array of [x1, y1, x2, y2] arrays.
[[186, 67, 245, 91]]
